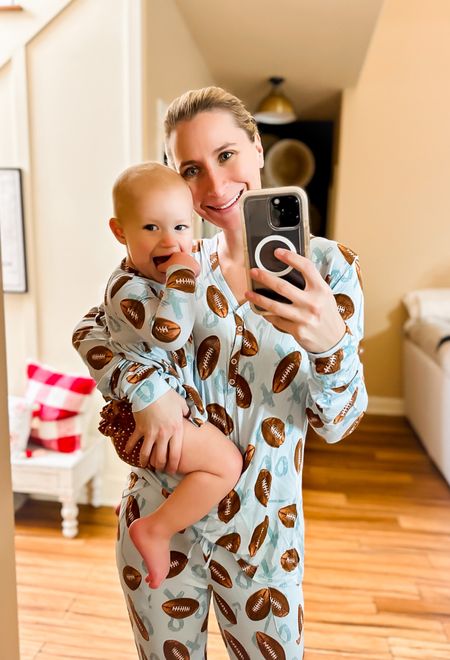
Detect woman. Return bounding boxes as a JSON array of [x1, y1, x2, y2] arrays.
[[73, 87, 367, 659]]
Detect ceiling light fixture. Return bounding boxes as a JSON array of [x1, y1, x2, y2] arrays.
[[254, 76, 297, 125]]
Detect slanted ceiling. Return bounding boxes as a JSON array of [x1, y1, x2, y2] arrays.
[[174, 0, 384, 119]]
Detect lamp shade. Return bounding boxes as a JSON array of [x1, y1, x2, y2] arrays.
[[254, 77, 296, 125]]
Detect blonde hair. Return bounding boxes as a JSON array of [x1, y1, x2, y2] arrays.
[[112, 161, 188, 219], [164, 86, 259, 165]]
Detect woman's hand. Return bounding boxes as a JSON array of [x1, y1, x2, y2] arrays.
[[245, 248, 346, 353], [125, 389, 189, 473]]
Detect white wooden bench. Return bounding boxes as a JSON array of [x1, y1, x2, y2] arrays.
[[11, 436, 105, 537]]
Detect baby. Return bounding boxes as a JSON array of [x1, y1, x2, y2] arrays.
[[102, 162, 242, 588]]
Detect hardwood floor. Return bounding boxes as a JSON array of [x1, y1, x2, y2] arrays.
[[14, 415, 450, 659]]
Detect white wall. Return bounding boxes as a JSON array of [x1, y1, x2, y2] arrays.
[[334, 0, 450, 409], [0, 0, 71, 67], [143, 0, 215, 160], [1, 0, 215, 505]]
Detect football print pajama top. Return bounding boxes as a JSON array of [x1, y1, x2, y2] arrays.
[[73, 233, 368, 660]]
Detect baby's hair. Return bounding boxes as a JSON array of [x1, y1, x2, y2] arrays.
[[164, 86, 259, 165], [112, 161, 189, 219]]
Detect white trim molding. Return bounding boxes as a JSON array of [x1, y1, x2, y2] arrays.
[[123, 0, 144, 164], [367, 396, 405, 416]]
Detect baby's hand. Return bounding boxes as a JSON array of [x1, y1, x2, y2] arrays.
[[161, 253, 200, 277]]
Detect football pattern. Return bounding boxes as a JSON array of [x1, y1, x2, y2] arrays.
[[218, 489, 241, 523], [126, 365, 156, 384], [128, 472, 139, 489], [209, 559, 233, 588], [278, 504, 297, 528], [110, 274, 133, 299], [254, 469, 272, 507], [86, 346, 113, 370], [249, 516, 269, 557], [166, 268, 196, 293], [237, 558, 257, 578], [151, 317, 181, 343], [223, 630, 250, 660], [333, 387, 358, 424], [183, 384, 205, 414], [109, 364, 121, 393], [139, 644, 148, 660], [121, 299, 145, 329], [261, 417, 285, 448], [163, 640, 190, 660], [314, 348, 344, 375], [269, 588, 290, 618], [206, 403, 234, 436], [280, 548, 300, 572], [234, 373, 252, 408], [245, 587, 270, 620], [215, 532, 241, 553], [197, 336, 221, 380], [122, 565, 142, 591], [84, 306, 100, 319], [172, 347, 187, 368], [241, 328, 259, 356], [342, 411, 365, 438], [209, 251, 219, 270], [294, 439, 303, 473], [242, 444, 255, 472], [272, 351, 301, 393], [161, 598, 199, 619], [127, 595, 149, 641], [166, 551, 188, 579], [245, 587, 290, 621], [256, 632, 286, 660], [297, 603, 304, 645], [207, 284, 229, 317], [72, 326, 93, 350], [212, 591, 237, 624], [334, 293, 355, 320], [337, 243, 358, 265], [125, 495, 140, 527], [306, 407, 325, 429]]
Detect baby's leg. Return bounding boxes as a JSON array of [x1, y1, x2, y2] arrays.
[[129, 420, 242, 589]]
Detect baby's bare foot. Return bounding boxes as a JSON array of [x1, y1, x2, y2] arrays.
[[129, 518, 170, 589]]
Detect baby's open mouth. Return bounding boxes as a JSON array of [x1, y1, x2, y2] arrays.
[[153, 255, 171, 267]]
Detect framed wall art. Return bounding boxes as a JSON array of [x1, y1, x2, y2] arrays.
[[0, 168, 27, 293]]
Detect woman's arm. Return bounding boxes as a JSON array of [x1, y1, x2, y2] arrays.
[[244, 244, 368, 442]]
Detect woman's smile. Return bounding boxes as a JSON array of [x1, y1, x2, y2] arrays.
[[206, 188, 244, 212]]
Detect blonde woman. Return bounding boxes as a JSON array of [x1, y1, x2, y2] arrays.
[[73, 86, 367, 659]]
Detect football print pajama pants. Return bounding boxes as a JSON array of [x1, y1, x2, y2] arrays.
[[117, 473, 304, 660]]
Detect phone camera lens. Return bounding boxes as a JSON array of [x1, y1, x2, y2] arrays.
[[270, 194, 300, 228]]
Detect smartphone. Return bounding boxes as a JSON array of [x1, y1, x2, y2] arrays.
[[240, 186, 310, 315]]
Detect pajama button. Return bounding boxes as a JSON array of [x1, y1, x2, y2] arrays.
[[231, 358, 237, 365], [236, 325, 243, 332], [229, 378, 235, 385]]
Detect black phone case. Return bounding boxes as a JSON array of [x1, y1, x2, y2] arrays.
[[241, 187, 310, 311]]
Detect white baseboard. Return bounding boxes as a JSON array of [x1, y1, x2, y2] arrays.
[[367, 396, 404, 416]]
